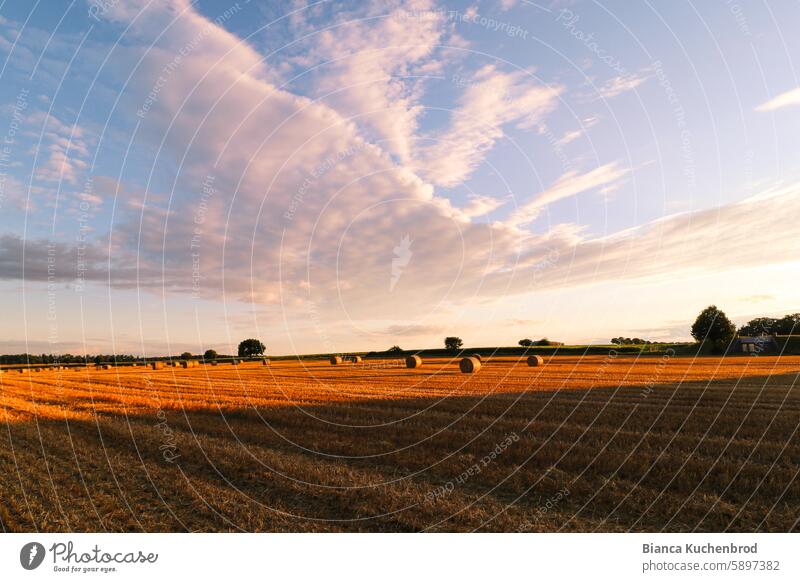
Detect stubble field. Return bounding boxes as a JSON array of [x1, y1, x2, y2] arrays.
[[1, 355, 798, 532]]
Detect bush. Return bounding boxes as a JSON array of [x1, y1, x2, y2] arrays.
[[691, 305, 736, 345], [444, 337, 463, 351], [238, 339, 266, 358], [203, 349, 218, 361], [518, 339, 533, 347]]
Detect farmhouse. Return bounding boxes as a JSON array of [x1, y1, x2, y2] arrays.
[[735, 334, 778, 354]]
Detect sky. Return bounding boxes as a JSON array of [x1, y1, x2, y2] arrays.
[[0, 0, 798, 356]]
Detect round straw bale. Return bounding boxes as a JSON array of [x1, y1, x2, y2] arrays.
[[261, 358, 271, 366], [471, 353, 482, 362], [330, 356, 343, 365], [405, 355, 423, 368], [351, 356, 362, 363], [460, 357, 481, 373], [526, 355, 544, 367]]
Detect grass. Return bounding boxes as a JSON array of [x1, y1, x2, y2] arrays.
[[0, 355, 798, 532]]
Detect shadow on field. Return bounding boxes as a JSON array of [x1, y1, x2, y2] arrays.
[[1, 371, 798, 533]]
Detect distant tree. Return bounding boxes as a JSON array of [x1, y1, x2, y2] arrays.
[[611, 338, 621, 345], [203, 349, 218, 361], [691, 305, 736, 344], [238, 339, 266, 357], [180, 352, 193, 360], [444, 337, 463, 351], [739, 317, 777, 336], [386, 345, 403, 354], [534, 338, 551, 346], [776, 313, 800, 335], [518, 338, 533, 347]]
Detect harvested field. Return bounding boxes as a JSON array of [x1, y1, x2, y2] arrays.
[[0, 355, 798, 532]]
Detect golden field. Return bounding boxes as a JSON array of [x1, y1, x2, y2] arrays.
[[1, 355, 798, 532]]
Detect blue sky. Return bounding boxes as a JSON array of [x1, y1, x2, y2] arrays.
[[0, 0, 798, 356]]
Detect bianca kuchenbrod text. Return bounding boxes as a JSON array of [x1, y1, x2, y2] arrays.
[[643, 542, 758, 555]]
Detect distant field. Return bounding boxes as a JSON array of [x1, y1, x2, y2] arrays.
[[1, 355, 798, 532]]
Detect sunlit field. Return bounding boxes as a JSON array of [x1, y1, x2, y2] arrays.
[[1, 355, 798, 532]]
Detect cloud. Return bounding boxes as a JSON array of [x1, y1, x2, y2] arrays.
[[29, 111, 91, 184], [381, 323, 446, 337], [1, 0, 791, 339], [291, 0, 450, 164], [596, 72, 651, 99], [511, 183, 800, 292], [755, 87, 800, 112], [555, 116, 598, 146], [738, 294, 775, 303], [506, 162, 629, 227], [418, 65, 561, 187], [460, 194, 507, 218]]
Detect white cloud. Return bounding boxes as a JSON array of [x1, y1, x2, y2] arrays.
[[555, 116, 598, 146], [511, 183, 800, 292], [419, 65, 561, 187], [596, 72, 651, 99], [29, 111, 91, 184], [2, 0, 791, 341], [459, 194, 507, 218], [755, 87, 800, 112], [293, 0, 450, 164], [506, 162, 629, 227]]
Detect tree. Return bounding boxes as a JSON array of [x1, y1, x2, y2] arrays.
[[518, 338, 533, 347], [203, 349, 218, 361], [776, 313, 800, 335], [444, 337, 463, 351], [739, 317, 777, 336], [180, 352, 193, 360], [691, 305, 736, 344], [238, 339, 266, 357], [386, 345, 403, 354]]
